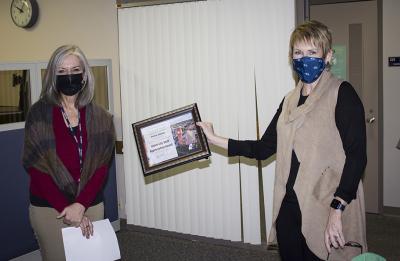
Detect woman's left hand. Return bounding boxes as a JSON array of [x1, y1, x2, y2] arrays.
[[79, 216, 94, 239], [324, 208, 345, 253]]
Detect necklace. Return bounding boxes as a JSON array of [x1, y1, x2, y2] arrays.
[[60, 107, 83, 173]]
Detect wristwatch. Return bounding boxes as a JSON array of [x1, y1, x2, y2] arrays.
[[330, 199, 346, 211]]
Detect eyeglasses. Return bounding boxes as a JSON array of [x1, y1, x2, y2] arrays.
[[326, 241, 363, 260]]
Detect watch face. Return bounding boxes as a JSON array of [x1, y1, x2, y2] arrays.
[[10, 0, 38, 28]]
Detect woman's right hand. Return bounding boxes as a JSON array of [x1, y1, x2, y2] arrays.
[[196, 122, 216, 141], [57, 202, 85, 227], [197, 121, 228, 149]]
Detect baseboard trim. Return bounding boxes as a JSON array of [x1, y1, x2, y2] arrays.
[[11, 218, 120, 261], [10, 250, 41, 261], [111, 218, 121, 231], [383, 206, 400, 216], [121, 219, 274, 253]]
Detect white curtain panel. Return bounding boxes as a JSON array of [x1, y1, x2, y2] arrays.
[[118, 0, 295, 244]]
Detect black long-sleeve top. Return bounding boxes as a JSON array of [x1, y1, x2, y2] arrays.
[[228, 82, 367, 204]]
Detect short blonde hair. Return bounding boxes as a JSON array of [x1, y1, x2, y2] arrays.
[[41, 45, 95, 108], [289, 20, 332, 63]]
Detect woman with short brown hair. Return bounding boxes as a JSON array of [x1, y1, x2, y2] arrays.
[[198, 20, 367, 260]]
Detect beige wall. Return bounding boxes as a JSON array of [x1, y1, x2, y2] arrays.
[[382, 0, 400, 208], [0, 0, 126, 216], [0, 0, 120, 129]]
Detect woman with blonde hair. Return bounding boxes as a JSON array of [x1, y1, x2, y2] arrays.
[[198, 20, 367, 260]]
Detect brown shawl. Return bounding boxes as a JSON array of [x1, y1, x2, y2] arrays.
[[22, 99, 115, 201]]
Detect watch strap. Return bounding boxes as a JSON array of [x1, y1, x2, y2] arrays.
[[330, 198, 346, 211]]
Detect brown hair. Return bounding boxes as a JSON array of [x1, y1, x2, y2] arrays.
[[289, 20, 332, 63]]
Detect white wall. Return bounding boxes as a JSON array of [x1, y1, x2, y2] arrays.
[[383, 0, 400, 208]]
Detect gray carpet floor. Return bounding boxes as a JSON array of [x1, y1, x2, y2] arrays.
[[116, 213, 400, 261]]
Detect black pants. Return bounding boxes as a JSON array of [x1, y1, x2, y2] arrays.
[[276, 198, 323, 261]]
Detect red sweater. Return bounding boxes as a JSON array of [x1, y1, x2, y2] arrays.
[[29, 106, 108, 213]]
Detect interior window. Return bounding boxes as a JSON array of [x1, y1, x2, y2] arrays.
[[0, 70, 31, 124], [92, 66, 109, 110]]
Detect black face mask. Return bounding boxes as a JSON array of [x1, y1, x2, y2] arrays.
[[56, 73, 84, 96]]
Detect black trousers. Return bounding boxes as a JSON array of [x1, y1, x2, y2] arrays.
[[276, 198, 323, 261]]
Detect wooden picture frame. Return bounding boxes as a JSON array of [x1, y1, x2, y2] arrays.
[[132, 103, 210, 176]]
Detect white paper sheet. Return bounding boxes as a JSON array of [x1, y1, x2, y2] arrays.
[[62, 219, 121, 261]]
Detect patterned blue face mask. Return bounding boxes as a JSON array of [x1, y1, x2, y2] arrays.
[[292, 56, 326, 84]]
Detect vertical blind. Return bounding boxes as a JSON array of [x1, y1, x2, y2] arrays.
[[119, 0, 295, 244]]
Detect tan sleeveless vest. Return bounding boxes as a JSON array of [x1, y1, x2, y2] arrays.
[[268, 70, 367, 260]]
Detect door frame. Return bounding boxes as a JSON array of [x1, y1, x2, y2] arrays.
[[305, 0, 383, 213]]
